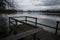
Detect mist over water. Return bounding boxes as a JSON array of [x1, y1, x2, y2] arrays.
[[8, 12, 60, 35], [0, 0, 60, 37], [8, 12, 60, 27]]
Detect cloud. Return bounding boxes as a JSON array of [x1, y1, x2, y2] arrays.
[[13, 0, 60, 10], [14, 0, 60, 6], [33, 0, 58, 6], [57, 0, 60, 5], [33, 0, 60, 9]]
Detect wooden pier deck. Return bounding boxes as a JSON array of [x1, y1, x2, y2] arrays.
[[0, 16, 60, 40]]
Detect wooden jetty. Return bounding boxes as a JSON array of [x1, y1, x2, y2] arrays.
[[0, 16, 60, 40]]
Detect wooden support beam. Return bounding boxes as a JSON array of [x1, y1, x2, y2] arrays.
[[25, 16, 27, 23], [35, 18, 37, 26], [34, 33, 37, 40], [55, 22, 59, 35]]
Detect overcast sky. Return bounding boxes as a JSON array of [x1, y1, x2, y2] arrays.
[[13, 0, 60, 10]]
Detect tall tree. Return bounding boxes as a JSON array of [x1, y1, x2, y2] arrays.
[[0, 0, 14, 10]]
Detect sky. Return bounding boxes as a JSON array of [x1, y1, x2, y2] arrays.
[[13, 0, 60, 10]]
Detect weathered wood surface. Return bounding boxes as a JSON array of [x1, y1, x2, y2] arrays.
[[0, 27, 42, 40], [0, 18, 42, 40], [0, 16, 59, 40]]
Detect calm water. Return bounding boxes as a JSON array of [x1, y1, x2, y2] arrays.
[[7, 12, 60, 35]]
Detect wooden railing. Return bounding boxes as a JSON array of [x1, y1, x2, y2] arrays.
[[9, 16, 60, 35]]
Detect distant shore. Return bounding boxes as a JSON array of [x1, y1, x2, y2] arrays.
[[0, 9, 60, 13], [17, 10, 60, 13]]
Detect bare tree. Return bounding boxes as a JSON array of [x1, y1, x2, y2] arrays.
[[0, 0, 15, 36], [0, 0, 14, 10]]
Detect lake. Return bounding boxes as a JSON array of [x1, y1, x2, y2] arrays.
[[7, 12, 60, 35]]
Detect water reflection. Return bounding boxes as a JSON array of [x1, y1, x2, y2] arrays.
[[7, 12, 60, 27], [7, 12, 60, 16], [0, 12, 59, 35], [8, 12, 60, 20], [7, 12, 60, 34]]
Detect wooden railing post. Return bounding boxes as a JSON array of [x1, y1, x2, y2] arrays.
[[9, 17, 10, 27], [16, 20, 17, 25], [25, 16, 27, 23], [55, 22, 59, 35], [34, 33, 37, 40], [9, 17, 12, 33], [35, 18, 37, 26]]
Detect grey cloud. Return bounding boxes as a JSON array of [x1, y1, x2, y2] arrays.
[[35, 0, 59, 6], [44, 0, 57, 6], [57, 0, 60, 4]]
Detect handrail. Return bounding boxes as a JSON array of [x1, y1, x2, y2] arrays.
[[25, 20, 60, 30], [10, 16, 25, 18], [9, 16, 60, 35], [9, 17, 38, 28], [9, 16, 37, 19]]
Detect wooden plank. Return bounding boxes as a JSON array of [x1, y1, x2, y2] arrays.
[[1, 27, 42, 40]]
